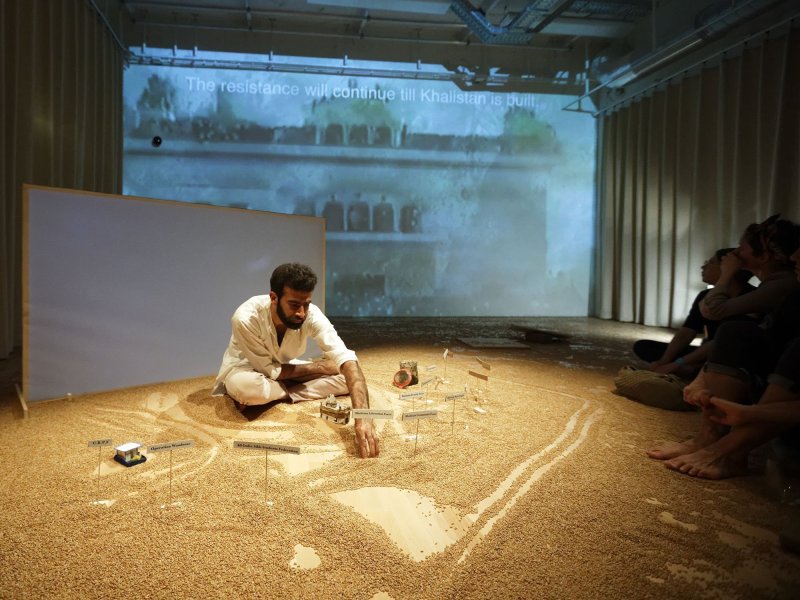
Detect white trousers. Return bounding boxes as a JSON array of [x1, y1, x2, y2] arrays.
[[223, 368, 349, 406]]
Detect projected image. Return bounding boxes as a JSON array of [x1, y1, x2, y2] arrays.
[[123, 58, 595, 316]]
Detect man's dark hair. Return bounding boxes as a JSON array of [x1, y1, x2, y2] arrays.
[[714, 247, 736, 261], [742, 215, 800, 267], [270, 263, 317, 297]]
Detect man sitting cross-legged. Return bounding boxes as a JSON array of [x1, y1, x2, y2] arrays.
[[212, 262, 379, 458]]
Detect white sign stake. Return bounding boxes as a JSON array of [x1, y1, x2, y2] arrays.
[[87, 438, 113, 504], [402, 410, 439, 456], [445, 390, 466, 434], [234, 441, 301, 505], [149, 440, 194, 507]]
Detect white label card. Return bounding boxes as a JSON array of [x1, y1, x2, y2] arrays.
[[351, 409, 394, 419], [233, 441, 301, 454], [426, 365, 437, 371], [148, 439, 195, 453], [399, 391, 425, 400], [445, 392, 466, 401], [403, 410, 439, 421], [421, 377, 435, 387], [443, 349, 449, 359], [87, 438, 113, 448]]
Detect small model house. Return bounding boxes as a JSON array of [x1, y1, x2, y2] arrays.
[[114, 442, 146, 467], [320, 395, 351, 425]]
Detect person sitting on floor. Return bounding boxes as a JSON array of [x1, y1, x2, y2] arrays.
[[700, 214, 800, 322], [647, 221, 800, 479], [632, 248, 754, 379], [212, 262, 379, 458]]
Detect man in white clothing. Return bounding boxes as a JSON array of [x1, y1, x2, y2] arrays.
[[213, 263, 379, 458]]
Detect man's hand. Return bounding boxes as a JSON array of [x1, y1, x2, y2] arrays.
[[704, 396, 749, 426], [340, 360, 379, 459], [354, 418, 380, 458]]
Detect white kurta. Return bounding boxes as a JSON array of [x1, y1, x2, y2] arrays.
[[212, 295, 357, 396]]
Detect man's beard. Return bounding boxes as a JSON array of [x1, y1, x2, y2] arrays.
[[276, 299, 305, 330]]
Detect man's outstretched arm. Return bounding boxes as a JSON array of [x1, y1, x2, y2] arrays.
[[276, 359, 339, 381], [340, 360, 380, 458]]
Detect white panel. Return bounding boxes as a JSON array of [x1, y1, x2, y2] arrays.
[[23, 186, 325, 402]]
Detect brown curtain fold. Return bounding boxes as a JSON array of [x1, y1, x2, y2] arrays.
[[594, 26, 800, 328], [1, 0, 123, 358]]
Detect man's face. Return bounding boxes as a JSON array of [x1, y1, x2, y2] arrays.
[[271, 286, 312, 330], [700, 254, 722, 285]]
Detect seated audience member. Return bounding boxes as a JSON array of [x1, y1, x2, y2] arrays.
[[700, 215, 800, 321], [633, 248, 754, 379], [647, 233, 800, 479]]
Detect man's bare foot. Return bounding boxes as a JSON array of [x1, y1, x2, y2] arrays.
[[646, 438, 703, 460], [663, 447, 747, 479]]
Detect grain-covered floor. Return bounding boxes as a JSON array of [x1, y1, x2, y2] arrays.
[[1, 317, 798, 599]]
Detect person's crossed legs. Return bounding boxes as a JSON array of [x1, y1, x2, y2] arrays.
[[647, 321, 775, 477], [646, 368, 745, 461], [224, 368, 349, 409], [649, 337, 800, 479]]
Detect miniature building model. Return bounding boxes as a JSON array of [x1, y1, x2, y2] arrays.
[[114, 442, 146, 467], [320, 395, 351, 425]]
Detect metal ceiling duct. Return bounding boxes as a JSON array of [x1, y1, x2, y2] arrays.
[[591, 0, 784, 88], [449, 0, 534, 44]]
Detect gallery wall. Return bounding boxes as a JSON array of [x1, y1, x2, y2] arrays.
[[23, 186, 324, 402]]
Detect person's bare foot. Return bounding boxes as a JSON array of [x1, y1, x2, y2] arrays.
[[646, 438, 703, 460], [683, 370, 711, 406], [663, 447, 747, 479]]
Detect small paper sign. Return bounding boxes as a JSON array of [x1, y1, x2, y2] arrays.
[[420, 377, 435, 387], [443, 349, 449, 359], [148, 439, 195, 453], [399, 391, 425, 400], [87, 438, 113, 448], [426, 364, 437, 372], [233, 441, 301, 454], [468, 370, 489, 381], [402, 410, 439, 421], [351, 409, 394, 419], [475, 357, 491, 370], [445, 392, 466, 401]]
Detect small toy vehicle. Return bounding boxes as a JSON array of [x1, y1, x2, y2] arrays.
[[320, 395, 351, 425]]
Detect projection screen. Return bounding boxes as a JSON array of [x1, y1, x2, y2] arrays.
[[123, 54, 596, 318], [23, 185, 325, 403]]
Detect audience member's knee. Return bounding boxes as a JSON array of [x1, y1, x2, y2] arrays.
[[710, 321, 770, 374]]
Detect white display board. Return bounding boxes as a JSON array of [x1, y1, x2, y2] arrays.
[[23, 185, 325, 402]]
